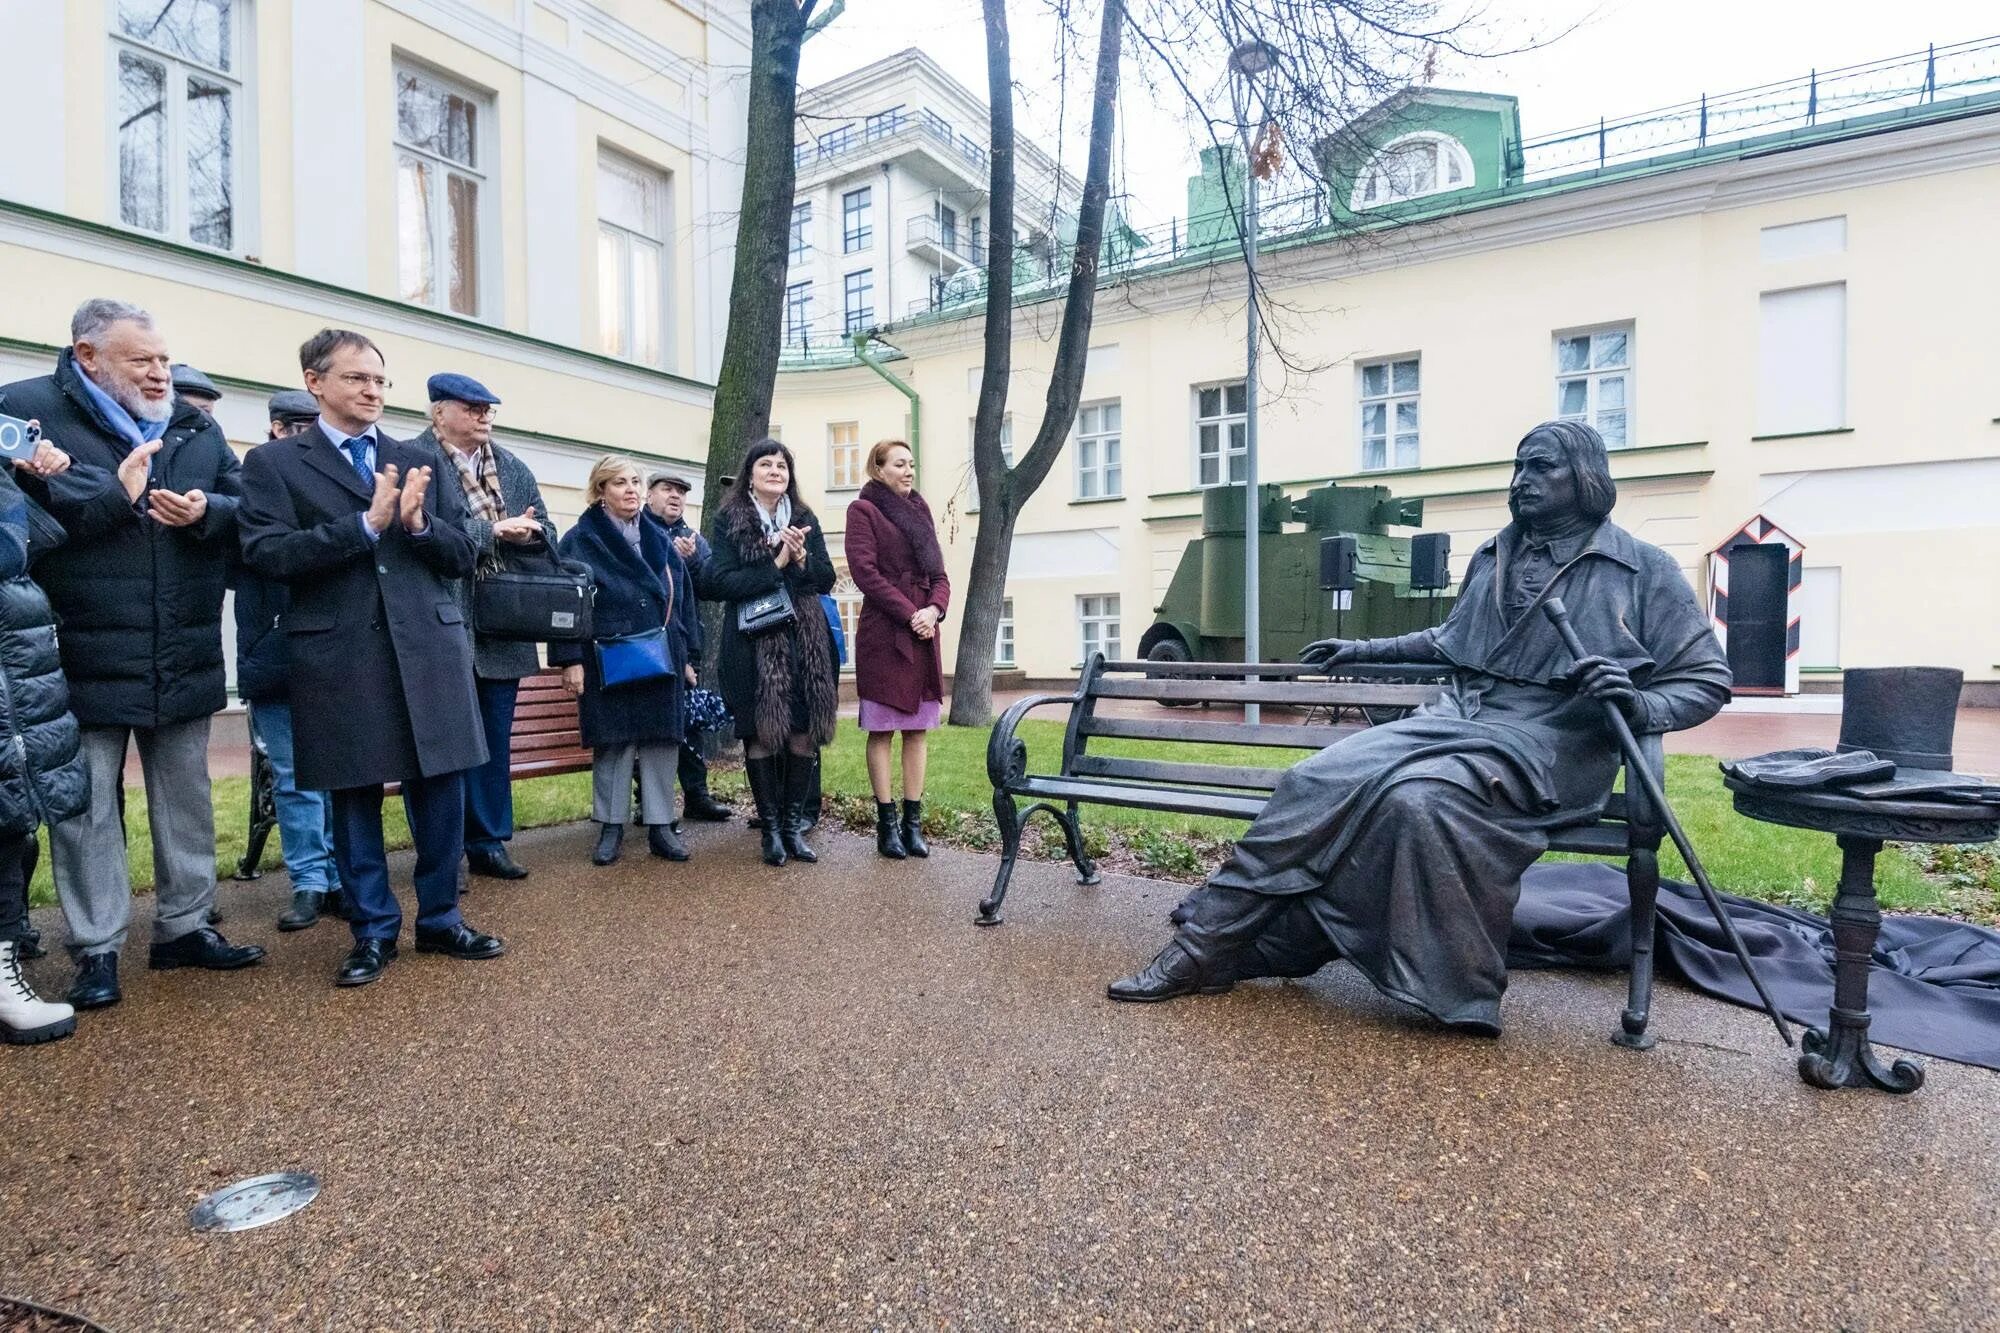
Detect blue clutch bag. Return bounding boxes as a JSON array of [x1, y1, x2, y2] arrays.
[[595, 629, 672, 688]]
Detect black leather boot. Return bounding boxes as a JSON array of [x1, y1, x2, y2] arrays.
[[875, 802, 907, 859], [592, 822, 624, 866], [682, 786, 734, 822], [1106, 940, 1234, 1003], [780, 752, 819, 864], [647, 824, 690, 861], [900, 799, 930, 858], [746, 755, 787, 866]]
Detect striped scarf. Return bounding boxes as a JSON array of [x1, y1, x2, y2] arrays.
[[448, 442, 505, 524]]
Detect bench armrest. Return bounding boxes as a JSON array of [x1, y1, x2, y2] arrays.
[[987, 692, 1079, 789]]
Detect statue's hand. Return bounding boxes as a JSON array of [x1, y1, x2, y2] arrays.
[[1300, 638, 1365, 670], [1570, 654, 1641, 719]]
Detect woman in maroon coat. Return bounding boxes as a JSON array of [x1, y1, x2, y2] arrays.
[[845, 440, 951, 859]]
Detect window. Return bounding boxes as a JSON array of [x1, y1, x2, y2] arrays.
[[596, 151, 667, 366], [1358, 357, 1420, 471], [970, 215, 984, 264], [1193, 382, 1247, 488], [828, 421, 862, 490], [784, 281, 812, 346], [1351, 133, 1474, 210], [831, 560, 862, 664], [818, 124, 853, 158], [395, 65, 489, 316], [864, 106, 904, 141], [1554, 326, 1632, 447], [939, 205, 958, 252], [995, 598, 1015, 666], [842, 270, 874, 334], [112, 0, 241, 250], [789, 202, 811, 264], [1078, 595, 1122, 664], [842, 187, 873, 252], [1075, 400, 1123, 499], [1757, 284, 1846, 436]]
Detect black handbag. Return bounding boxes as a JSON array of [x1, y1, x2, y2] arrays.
[[472, 548, 595, 643], [736, 583, 797, 636]]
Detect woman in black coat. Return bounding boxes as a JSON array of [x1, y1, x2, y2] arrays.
[[550, 458, 698, 867], [696, 439, 837, 867]]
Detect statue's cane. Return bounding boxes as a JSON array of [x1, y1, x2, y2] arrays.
[[1542, 598, 1795, 1047]]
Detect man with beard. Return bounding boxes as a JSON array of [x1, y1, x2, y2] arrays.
[[0, 298, 265, 1011], [1106, 420, 1731, 1037]]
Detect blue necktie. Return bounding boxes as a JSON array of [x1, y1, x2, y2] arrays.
[[342, 436, 373, 485]]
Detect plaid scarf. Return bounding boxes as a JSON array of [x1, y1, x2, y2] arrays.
[[447, 442, 505, 524]]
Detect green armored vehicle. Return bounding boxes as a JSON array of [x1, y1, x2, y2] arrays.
[[1136, 482, 1455, 668]]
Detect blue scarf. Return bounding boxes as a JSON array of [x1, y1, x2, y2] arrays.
[[73, 363, 170, 452]]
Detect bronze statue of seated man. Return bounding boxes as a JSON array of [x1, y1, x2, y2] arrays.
[[1108, 420, 1732, 1036]]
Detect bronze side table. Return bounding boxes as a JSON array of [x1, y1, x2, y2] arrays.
[[1722, 776, 1999, 1094]]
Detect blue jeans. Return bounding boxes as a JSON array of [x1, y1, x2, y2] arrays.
[[248, 701, 340, 894]]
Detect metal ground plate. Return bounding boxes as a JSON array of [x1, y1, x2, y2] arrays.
[[188, 1171, 320, 1234]]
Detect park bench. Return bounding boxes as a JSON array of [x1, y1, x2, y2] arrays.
[[982, 654, 1672, 1049], [233, 668, 591, 880]]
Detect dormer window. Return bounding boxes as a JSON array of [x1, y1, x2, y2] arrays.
[[1351, 133, 1474, 209]]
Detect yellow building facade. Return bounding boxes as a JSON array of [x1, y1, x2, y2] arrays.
[[773, 79, 2000, 701], [0, 0, 746, 531]]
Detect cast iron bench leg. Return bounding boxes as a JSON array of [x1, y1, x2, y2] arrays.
[[1798, 835, 1924, 1093], [1056, 801, 1100, 887], [978, 789, 1024, 926], [233, 746, 278, 881], [1613, 843, 1660, 1050]]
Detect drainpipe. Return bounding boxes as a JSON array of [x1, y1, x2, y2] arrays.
[[852, 334, 921, 473]]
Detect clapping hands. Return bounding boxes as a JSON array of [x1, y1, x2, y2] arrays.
[[773, 524, 808, 568], [361, 464, 435, 536], [491, 506, 541, 545]]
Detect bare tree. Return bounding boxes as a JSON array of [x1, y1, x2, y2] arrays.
[[701, 0, 843, 513], [946, 0, 1535, 726]]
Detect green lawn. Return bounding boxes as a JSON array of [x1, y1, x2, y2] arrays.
[[25, 718, 1994, 923]]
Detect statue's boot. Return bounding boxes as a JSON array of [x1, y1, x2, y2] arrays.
[[1107, 939, 1234, 1003], [1112, 885, 1293, 1001]]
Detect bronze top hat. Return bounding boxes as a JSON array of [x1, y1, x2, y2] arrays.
[[1837, 667, 1961, 772]]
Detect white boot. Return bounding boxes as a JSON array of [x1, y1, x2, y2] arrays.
[[0, 938, 75, 1045]]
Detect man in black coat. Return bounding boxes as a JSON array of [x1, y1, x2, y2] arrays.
[[0, 297, 265, 1011], [238, 328, 504, 989]]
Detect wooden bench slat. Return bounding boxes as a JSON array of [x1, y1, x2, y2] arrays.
[[1091, 677, 1442, 706], [1081, 716, 1362, 749], [512, 731, 585, 753], [1071, 753, 1289, 792]]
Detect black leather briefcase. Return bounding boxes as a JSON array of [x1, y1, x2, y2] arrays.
[[472, 551, 595, 643]]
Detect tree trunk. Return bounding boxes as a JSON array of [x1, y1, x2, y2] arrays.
[[947, 0, 1124, 727]]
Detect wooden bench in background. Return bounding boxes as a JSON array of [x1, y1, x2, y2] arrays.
[[233, 668, 591, 880], [981, 653, 1673, 1049]]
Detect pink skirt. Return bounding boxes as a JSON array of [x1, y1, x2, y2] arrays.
[[858, 698, 942, 733]]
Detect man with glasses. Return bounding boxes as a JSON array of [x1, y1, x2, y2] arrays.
[[0, 298, 265, 1011], [413, 373, 556, 882], [238, 328, 503, 989]]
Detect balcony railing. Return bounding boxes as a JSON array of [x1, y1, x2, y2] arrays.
[[905, 213, 985, 267], [794, 106, 990, 175]]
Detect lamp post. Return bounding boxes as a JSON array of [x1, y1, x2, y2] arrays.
[[1228, 38, 1278, 723]]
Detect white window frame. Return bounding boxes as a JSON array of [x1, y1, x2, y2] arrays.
[[1350, 132, 1475, 211], [1078, 594, 1122, 665], [789, 201, 811, 265], [842, 269, 874, 333], [596, 148, 670, 368], [784, 280, 812, 346], [842, 186, 873, 252], [1192, 381, 1247, 489], [828, 421, 862, 491], [392, 59, 498, 319], [1074, 398, 1123, 499], [995, 597, 1016, 667], [109, 0, 252, 254], [831, 558, 862, 669], [1357, 356, 1421, 472], [1553, 324, 1634, 448]]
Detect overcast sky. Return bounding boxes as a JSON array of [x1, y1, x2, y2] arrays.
[[797, 0, 2000, 230]]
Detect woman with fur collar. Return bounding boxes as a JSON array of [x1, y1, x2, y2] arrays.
[[696, 439, 837, 866]]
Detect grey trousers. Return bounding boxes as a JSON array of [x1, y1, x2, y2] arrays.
[[53, 717, 218, 958], [592, 743, 679, 825]]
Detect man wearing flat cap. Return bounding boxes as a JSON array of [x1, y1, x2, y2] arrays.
[[646, 470, 731, 823], [170, 363, 221, 415], [413, 372, 556, 881]]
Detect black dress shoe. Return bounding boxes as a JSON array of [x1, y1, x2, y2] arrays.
[[1106, 942, 1233, 1003], [206, 906, 223, 926], [66, 952, 121, 1010], [592, 822, 624, 866], [277, 889, 324, 932], [149, 927, 267, 972], [681, 789, 734, 822], [12, 928, 44, 961], [646, 824, 689, 861], [414, 923, 506, 960], [323, 889, 350, 922], [467, 847, 530, 880], [336, 938, 397, 988]]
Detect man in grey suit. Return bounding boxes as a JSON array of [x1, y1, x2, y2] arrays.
[[412, 373, 557, 881]]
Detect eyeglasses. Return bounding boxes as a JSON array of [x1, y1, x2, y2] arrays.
[[460, 403, 498, 420], [334, 372, 393, 390]]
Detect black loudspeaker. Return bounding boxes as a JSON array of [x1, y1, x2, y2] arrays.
[[1318, 535, 1358, 591], [1410, 532, 1451, 591]]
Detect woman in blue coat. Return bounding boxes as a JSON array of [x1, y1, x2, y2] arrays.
[[550, 458, 697, 867]]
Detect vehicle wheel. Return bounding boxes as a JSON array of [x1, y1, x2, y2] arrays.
[[1145, 637, 1195, 708]]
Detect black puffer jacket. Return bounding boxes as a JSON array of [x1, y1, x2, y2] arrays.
[[0, 350, 241, 727], [0, 471, 88, 837]]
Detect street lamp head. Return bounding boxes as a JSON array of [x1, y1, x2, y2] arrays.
[[1227, 38, 1280, 78]]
